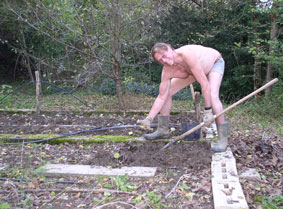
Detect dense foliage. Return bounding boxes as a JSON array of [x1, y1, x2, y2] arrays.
[[0, 0, 282, 104]]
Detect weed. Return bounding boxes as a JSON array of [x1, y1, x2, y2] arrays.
[[23, 194, 31, 208], [146, 191, 166, 208], [112, 174, 137, 192], [0, 203, 10, 209], [0, 84, 13, 107], [261, 195, 283, 209]]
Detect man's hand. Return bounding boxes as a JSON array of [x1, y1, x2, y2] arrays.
[[137, 116, 153, 130], [203, 108, 214, 126]]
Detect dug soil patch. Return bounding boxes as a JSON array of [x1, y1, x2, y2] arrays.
[[72, 141, 212, 169]]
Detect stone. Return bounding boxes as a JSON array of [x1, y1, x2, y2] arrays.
[[239, 168, 261, 181]]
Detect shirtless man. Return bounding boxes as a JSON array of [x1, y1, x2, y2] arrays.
[[137, 42, 229, 152]]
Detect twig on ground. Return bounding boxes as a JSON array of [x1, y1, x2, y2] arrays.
[[38, 185, 76, 209], [20, 139, 25, 169], [2, 181, 20, 203], [165, 174, 190, 198], [94, 201, 138, 209]]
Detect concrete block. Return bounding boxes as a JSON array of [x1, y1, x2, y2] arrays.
[[211, 148, 249, 209], [39, 164, 157, 177]]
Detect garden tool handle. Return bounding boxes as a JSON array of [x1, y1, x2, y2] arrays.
[[214, 78, 278, 118], [161, 78, 278, 150]]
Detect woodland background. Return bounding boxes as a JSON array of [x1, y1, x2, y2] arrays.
[[0, 0, 282, 109]]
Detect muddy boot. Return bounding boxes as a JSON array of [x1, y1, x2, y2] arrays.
[[211, 121, 229, 152], [144, 115, 170, 140]]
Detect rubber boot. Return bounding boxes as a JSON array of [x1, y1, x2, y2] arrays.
[[144, 115, 170, 140], [211, 121, 229, 152]]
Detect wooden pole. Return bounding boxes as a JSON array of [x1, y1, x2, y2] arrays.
[[189, 84, 201, 121], [194, 92, 201, 122], [189, 84, 195, 101], [35, 71, 41, 114]]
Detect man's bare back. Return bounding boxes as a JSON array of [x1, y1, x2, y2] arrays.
[[163, 45, 222, 80]]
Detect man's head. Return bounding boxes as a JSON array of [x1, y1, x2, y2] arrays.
[[151, 42, 175, 66]]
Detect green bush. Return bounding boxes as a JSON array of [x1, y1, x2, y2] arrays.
[[98, 78, 116, 95]]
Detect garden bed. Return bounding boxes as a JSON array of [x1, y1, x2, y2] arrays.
[[0, 111, 282, 208]]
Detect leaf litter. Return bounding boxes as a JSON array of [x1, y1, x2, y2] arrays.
[[0, 111, 282, 208]]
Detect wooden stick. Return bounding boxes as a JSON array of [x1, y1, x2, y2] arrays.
[[190, 84, 195, 101], [162, 78, 279, 150], [35, 71, 41, 114]]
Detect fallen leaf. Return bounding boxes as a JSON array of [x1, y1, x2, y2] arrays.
[[75, 192, 81, 198], [28, 181, 39, 189]]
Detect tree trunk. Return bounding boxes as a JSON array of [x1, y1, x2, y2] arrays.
[[110, 0, 125, 110], [265, 2, 279, 96], [21, 30, 34, 82]]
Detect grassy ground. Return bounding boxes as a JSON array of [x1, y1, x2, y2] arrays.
[[0, 84, 282, 137]]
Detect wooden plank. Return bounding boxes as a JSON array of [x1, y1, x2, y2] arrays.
[[39, 164, 157, 178]]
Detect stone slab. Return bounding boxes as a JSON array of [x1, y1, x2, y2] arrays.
[[39, 164, 157, 177], [239, 168, 261, 181], [211, 148, 249, 209]]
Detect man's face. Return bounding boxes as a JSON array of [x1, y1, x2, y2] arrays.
[[154, 49, 174, 66]]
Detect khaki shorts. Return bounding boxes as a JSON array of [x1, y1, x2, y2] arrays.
[[210, 58, 225, 75]]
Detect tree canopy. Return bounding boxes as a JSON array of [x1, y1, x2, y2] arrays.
[[0, 0, 282, 106]]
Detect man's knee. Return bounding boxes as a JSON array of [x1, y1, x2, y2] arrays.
[[210, 92, 221, 102]]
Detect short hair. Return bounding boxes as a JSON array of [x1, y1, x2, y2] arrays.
[[151, 42, 172, 61]]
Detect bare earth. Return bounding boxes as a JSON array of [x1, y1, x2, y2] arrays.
[[0, 111, 282, 208]]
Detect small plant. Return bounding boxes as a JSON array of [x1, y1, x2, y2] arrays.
[[146, 191, 166, 208], [23, 194, 31, 208], [0, 85, 13, 96], [0, 84, 13, 107], [261, 195, 283, 209], [113, 152, 120, 159], [0, 203, 10, 209], [112, 174, 137, 192]]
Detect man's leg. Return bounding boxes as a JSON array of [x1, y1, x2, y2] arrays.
[[208, 71, 229, 152], [160, 76, 196, 116], [208, 72, 224, 124]]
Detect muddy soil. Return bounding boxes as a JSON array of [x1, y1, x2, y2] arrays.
[[0, 111, 196, 136], [0, 111, 210, 169]]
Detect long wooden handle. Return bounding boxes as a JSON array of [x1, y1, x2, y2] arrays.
[[214, 78, 278, 118], [162, 78, 278, 150]]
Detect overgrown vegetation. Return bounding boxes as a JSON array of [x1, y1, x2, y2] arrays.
[[0, 0, 282, 106]]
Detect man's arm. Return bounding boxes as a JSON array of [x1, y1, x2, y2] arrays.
[[137, 71, 170, 129], [148, 72, 171, 119]]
